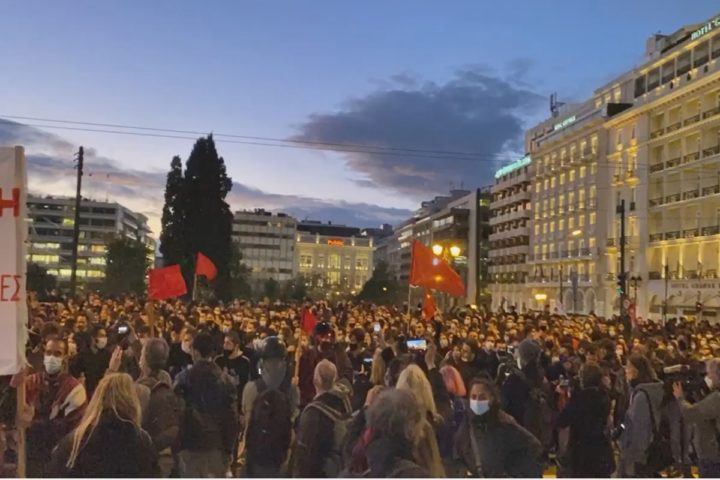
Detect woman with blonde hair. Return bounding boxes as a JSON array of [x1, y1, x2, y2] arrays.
[[396, 364, 445, 477], [50, 373, 159, 478]]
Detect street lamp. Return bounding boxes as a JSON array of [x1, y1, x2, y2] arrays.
[[432, 244, 444, 256], [449, 245, 462, 257], [571, 229, 582, 237], [630, 275, 642, 304]]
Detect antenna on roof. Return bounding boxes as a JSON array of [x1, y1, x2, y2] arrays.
[[550, 92, 565, 118]]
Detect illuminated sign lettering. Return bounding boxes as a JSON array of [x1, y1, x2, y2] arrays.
[[554, 115, 576, 131], [494, 155, 531, 179], [691, 16, 720, 41], [327, 239, 344, 246]]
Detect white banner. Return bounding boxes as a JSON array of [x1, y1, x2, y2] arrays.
[[0, 146, 28, 375]]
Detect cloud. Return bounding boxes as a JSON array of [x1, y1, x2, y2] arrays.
[[292, 66, 545, 198], [1, 120, 409, 233]]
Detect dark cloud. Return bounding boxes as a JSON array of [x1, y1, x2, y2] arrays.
[[293, 67, 545, 198], [1, 120, 409, 230]]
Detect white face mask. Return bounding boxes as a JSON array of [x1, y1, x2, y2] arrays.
[[96, 337, 108, 350], [470, 399, 490, 416], [44, 355, 63, 375]]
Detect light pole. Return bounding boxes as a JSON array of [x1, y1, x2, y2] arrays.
[[630, 275, 642, 305]]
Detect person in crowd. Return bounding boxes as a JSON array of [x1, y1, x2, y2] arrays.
[[70, 325, 111, 397], [363, 388, 431, 478], [167, 326, 194, 378], [297, 321, 354, 407], [556, 363, 615, 478], [454, 376, 543, 478], [618, 353, 665, 477], [134, 337, 180, 478], [215, 330, 251, 410], [293, 359, 353, 477], [174, 332, 239, 478], [49, 373, 159, 478], [23, 337, 88, 478], [673, 358, 720, 478], [244, 389, 293, 478]]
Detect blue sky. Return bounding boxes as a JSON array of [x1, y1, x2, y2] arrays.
[[1, 0, 718, 231]]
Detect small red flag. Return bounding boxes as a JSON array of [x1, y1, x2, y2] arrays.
[[301, 307, 318, 335], [409, 240, 465, 297], [422, 289, 437, 321], [196, 252, 217, 281], [148, 265, 188, 300]]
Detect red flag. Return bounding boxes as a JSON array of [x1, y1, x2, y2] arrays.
[[196, 252, 217, 281], [422, 289, 437, 321], [301, 307, 318, 335], [409, 240, 465, 297], [148, 265, 187, 300]]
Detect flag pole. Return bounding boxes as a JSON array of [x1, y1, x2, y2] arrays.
[[15, 375, 26, 478], [192, 273, 198, 303]]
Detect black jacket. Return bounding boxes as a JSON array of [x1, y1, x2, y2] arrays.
[[49, 416, 159, 478], [366, 437, 429, 478], [70, 348, 111, 396]]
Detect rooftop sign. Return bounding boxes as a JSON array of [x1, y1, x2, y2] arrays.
[[554, 115, 577, 131], [691, 15, 720, 41], [327, 239, 344, 246], [495, 155, 531, 179]]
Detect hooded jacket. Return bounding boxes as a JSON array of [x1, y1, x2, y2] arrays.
[[678, 390, 720, 462], [241, 357, 300, 421], [298, 344, 354, 407], [366, 437, 429, 478], [619, 381, 664, 475]]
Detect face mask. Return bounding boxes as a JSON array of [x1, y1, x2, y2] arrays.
[[96, 338, 108, 350], [470, 399, 490, 416], [181, 341, 192, 355], [705, 376, 714, 390], [44, 355, 63, 375], [222, 326, 231, 334]]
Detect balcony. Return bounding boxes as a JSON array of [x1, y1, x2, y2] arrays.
[[703, 145, 720, 158], [666, 156, 682, 168], [702, 185, 720, 197], [606, 238, 616, 247], [580, 248, 591, 257], [684, 113, 701, 127], [649, 162, 664, 173], [684, 228, 699, 238], [650, 129, 665, 139], [649, 271, 662, 280], [703, 105, 720, 120], [629, 201, 636, 211], [666, 121, 682, 133], [682, 189, 699, 200], [613, 174, 622, 184], [665, 193, 681, 204], [649, 197, 663, 207], [665, 230, 681, 240], [649, 233, 663, 242], [682, 152, 699, 165], [702, 226, 720, 236]]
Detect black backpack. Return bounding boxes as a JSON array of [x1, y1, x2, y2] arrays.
[[140, 377, 183, 452], [517, 370, 555, 452], [636, 389, 673, 476]]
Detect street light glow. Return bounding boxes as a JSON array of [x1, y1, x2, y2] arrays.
[[449, 245, 461, 257], [535, 293, 548, 301], [432, 244, 444, 256], [572, 229, 582, 237]]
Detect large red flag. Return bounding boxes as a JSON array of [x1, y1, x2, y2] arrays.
[[409, 240, 465, 297], [196, 252, 217, 281], [422, 289, 437, 321], [301, 307, 318, 335], [148, 265, 188, 300]]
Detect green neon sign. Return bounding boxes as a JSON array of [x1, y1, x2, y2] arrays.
[[691, 15, 720, 41], [495, 155, 531, 179], [554, 115, 576, 131]]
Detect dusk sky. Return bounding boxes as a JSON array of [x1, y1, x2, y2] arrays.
[[1, 0, 718, 233]]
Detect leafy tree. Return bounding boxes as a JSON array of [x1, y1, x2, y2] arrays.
[[229, 242, 252, 299], [26, 262, 56, 299], [103, 237, 150, 296], [281, 276, 309, 301], [263, 278, 280, 300], [159, 136, 234, 299], [357, 261, 402, 305], [159, 156, 185, 266]]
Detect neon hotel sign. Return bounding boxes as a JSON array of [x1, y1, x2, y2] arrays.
[[691, 15, 720, 41]]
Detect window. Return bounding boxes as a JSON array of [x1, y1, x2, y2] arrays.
[[30, 254, 59, 264], [579, 215, 585, 227], [89, 257, 106, 266], [327, 271, 340, 285], [590, 212, 596, 225], [90, 245, 106, 253], [551, 177, 556, 188], [550, 198, 555, 211], [579, 189, 585, 209], [544, 179, 549, 190], [317, 254, 325, 268], [568, 217, 575, 230], [661, 60, 675, 84], [356, 257, 369, 270], [631, 126, 636, 140], [617, 132, 623, 146], [560, 173, 566, 185], [568, 192, 575, 211], [559, 195, 565, 211], [569, 169, 576, 182], [550, 222, 555, 233], [580, 166, 586, 178], [590, 186, 597, 199], [567, 240, 574, 252], [344, 255, 352, 270], [589, 238, 596, 249], [559, 219, 565, 231], [542, 223, 547, 234], [591, 163, 597, 175], [535, 182, 541, 193], [677, 51, 691, 76], [534, 224, 540, 235], [694, 41, 710, 68], [629, 154, 637, 172], [300, 255, 312, 268]]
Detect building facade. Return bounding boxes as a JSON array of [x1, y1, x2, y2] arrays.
[[232, 209, 297, 288], [295, 230, 373, 297], [489, 155, 532, 310], [607, 13, 720, 320], [27, 195, 154, 289]]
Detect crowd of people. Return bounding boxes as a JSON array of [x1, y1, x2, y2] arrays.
[[3, 292, 720, 478]]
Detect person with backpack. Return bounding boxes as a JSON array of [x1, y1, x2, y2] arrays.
[[244, 389, 293, 477], [618, 353, 666, 477], [500, 338, 555, 456], [135, 338, 181, 478], [174, 333, 240, 478], [293, 359, 353, 478]]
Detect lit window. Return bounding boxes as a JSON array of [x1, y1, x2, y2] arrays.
[[535, 182, 541, 193], [559, 219, 565, 231], [534, 224, 540, 235], [568, 217, 575, 230], [579, 215, 585, 227], [580, 166, 586, 178], [590, 186, 597, 199], [591, 163, 597, 175], [550, 222, 555, 233], [590, 212, 596, 225], [569, 169, 576, 182], [91, 245, 106, 253], [543, 223, 547, 234], [560, 173, 565, 185], [551, 177, 556, 188], [89, 257, 106, 266]]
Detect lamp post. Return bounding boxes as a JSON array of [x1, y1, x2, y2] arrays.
[[630, 275, 642, 305]]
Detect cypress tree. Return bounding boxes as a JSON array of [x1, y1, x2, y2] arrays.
[[159, 156, 185, 266]]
